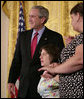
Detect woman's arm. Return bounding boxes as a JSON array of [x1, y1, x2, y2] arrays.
[[54, 44, 83, 74], [38, 44, 83, 74]]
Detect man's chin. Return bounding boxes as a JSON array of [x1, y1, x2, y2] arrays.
[[29, 26, 39, 30], [29, 25, 34, 29]]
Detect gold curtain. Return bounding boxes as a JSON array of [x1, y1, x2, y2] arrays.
[[1, 1, 83, 98]]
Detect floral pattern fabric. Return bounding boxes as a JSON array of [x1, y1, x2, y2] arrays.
[[37, 77, 59, 98]]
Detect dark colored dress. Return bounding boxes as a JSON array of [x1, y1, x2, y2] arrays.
[[59, 33, 83, 98]]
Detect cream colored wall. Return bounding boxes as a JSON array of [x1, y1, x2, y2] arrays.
[[1, 8, 9, 98]]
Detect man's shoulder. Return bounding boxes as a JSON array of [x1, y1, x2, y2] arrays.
[[45, 27, 62, 36], [23, 29, 32, 33], [20, 29, 32, 35]]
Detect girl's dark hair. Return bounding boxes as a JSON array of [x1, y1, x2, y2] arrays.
[[40, 44, 61, 63], [70, 2, 83, 17]]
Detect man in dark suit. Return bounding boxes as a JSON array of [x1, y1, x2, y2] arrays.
[[8, 6, 64, 98]]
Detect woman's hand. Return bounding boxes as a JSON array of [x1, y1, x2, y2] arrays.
[[38, 63, 59, 77]]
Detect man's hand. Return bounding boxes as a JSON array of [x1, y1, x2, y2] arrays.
[[8, 83, 15, 95]]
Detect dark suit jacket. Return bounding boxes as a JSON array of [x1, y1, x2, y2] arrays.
[[8, 27, 64, 98]]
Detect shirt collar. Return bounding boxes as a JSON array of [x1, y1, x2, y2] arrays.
[[33, 26, 45, 36]]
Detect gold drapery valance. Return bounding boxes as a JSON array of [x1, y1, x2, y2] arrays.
[[2, 1, 82, 35]]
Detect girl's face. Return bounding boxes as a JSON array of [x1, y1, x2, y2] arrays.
[[40, 49, 52, 66]]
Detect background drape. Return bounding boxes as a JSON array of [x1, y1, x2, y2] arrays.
[[1, 1, 83, 98]]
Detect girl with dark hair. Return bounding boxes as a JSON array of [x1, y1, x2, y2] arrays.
[[37, 44, 60, 98]]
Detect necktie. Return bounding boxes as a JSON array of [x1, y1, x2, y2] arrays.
[[31, 32, 38, 58]]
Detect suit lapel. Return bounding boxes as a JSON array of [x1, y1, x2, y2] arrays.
[[26, 27, 49, 60]]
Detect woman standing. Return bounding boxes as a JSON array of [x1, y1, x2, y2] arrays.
[[38, 2, 83, 98]]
